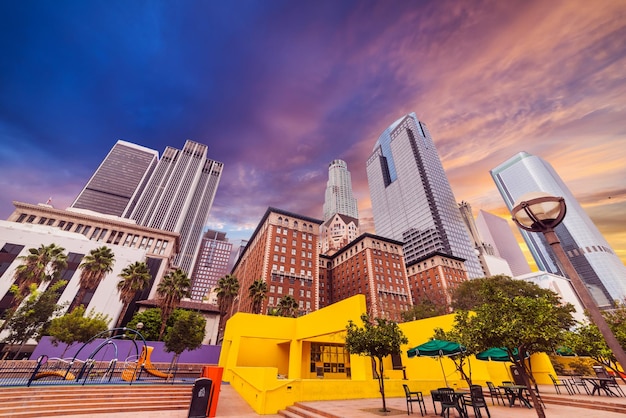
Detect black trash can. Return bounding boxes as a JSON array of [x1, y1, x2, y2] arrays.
[[188, 377, 213, 418]]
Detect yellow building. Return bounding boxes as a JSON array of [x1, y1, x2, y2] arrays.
[[218, 294, 556, 415]]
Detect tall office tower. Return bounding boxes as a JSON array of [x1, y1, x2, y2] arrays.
[[322, 159, 359, 222], [458, 201, 513, 277], [129, 140, 223, 273], [189, 230, 233, 301], [71, 140, 159, 217], [475, 209, 532, 277], [366, 113, 483, 278], [491, 151, 626, 307]]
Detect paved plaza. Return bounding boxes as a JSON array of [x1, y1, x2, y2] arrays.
[[54, 383, 626, 418]]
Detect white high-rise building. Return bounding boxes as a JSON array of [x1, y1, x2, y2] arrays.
[[366, 113, 483, 278], [322, 159, 359, 222], [475, 209, 532, 277], [130, 140, 223, 274], [491, 151, 626, 307]]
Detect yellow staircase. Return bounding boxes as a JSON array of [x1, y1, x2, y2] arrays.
[[0, 384, 193, 417]]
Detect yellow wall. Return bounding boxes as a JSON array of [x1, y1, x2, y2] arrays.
[[218, 294, 556, 414]]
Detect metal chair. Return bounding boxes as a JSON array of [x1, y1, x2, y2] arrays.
[[437, 387, 459, 418], [461, 385, 490, 418], [549, 374, 574, 395], [486, 381, 507, 406], [568, 375, 590, 395], [403, 384, 427, 416]]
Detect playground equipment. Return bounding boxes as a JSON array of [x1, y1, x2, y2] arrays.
[[28, 327, 146, 386], [122, 345, 174, 381]]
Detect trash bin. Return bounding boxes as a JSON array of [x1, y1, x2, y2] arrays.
[[200, 366, 223, 418], [188, 377, 213, 418]]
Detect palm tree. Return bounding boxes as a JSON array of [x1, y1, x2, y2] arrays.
[[71, 246, 115, 311], [12, 243, 68, 304], [277, 295, 299, 318], [215, 274, 240, 342], [156, 269, 191, 340], [115, 261, 152, 328], [248, 279, 268, 314]]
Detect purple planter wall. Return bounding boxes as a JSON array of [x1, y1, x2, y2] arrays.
[[31, 336, 221, 364]]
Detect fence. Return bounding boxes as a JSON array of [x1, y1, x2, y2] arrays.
[[0, 357, 202, 387]]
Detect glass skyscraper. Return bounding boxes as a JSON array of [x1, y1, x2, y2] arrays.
[[71, 140, 158, 217], [366, 113, 483, 278], [322, 159, 359, 222], [491, 151, 626, 307]]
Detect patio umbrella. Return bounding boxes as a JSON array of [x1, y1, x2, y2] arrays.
[[407, 339, 466, 386], [476, 347, 528, 381]]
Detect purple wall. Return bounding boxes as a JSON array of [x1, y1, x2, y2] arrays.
[[32, 336, 221, 364]]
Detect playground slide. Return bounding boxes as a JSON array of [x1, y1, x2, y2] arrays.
[[34, 370, 76, 380], [122, 346, 173, 381]]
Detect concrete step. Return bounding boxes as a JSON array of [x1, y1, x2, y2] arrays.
[[278, 403, 338, 418], [0, 384, 193, 417]]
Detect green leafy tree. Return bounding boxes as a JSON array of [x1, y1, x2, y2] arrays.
[[115, 261, 151, 328], [248, 279, 268, 314], [71, 246, 115, 311], [156, 269, 191, 339], [215, 274, 240, 341], [163, 309, 206, 369], [277, 294, 299, 318], [449, 287, 575, 418], [2, 281, 67, 359], [11, 243, 68, 308], [345, 314, 408, 413], [432, 328, 473, 386], [47, 305, 110, 357], [126, 308, 163, 341], [401, 299, 446, 322]]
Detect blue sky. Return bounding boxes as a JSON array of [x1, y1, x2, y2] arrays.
[[1, 0, 625, 264]]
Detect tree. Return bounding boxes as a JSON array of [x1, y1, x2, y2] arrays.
[[47, 305, 110, 357], [156, 269, 191, 339], [163, 309, 206, 369], [277, 294, 299, 318], [215, 274, 240, 341], [11, 243, 68, 306], [344, 314, 408, 413], [564, 300, 626, 382], [2, 281, 67, 359], [401, 299, 446, 322], [126, 308, 163, 342], [115, 261, 151, 328], [248, 279, 268, 314], [448, 286, 575, 418], [71, 246, 115, 311]]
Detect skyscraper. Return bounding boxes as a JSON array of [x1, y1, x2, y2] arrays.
[[491, 151, 626, 306], [71, 140, 158, 217], [366, 113, 483, 278], [322, 159, 359, 222], [130, 140, 223, 273], [475, 209, 532, 277], [189, 230, 232, 301]]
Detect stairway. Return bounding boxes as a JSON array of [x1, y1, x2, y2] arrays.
[[0, 384, 193, 417]]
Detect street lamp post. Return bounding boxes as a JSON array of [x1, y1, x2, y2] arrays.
[[511, 192, 626, 372]]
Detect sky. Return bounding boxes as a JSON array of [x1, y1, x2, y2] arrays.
[[1, 0, 625, 267]]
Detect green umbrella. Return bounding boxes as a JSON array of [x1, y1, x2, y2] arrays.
[[407, 339, 466, 386], [475, 347, 527, 362]]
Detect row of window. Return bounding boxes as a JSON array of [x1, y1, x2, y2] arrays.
[[14, 212, 170, 255]]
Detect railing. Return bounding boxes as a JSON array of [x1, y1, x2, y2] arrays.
[[0, 358, 201, 387]]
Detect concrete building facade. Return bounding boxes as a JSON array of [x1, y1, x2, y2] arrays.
[[71, 140, 159, 217], [129, 140, 223, 274], [189, 229, 232, 301]]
